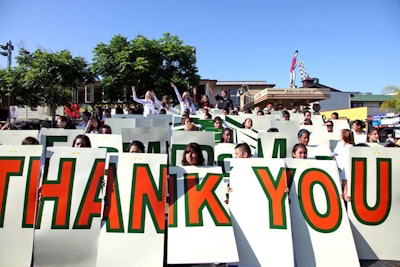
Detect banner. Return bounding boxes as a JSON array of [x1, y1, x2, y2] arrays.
[[0, 145, 42, 267], [168, 166, 238, 264], [33, 147, 107, 266], [229, 158, 295, 266], [97, 153, 168, 267], [39, 128, 84, 151], [285, 158, 359, 267], [170, 131, 215, 166], [257, 131, 298, 159], [86, 133, 123, 153], [0, 144, 399, 265], [121, 127, 170, 153], [348, 146, 400, 260], [214, 143, 236, 173], [0, 130, 39, 145]]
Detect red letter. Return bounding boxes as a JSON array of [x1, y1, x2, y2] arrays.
[[22, 157, 41, 228], [167, 174, 177, 227], [352, 158, 391, 225], [73, 159, 105, 229], [253, 167, 289, 229], [36, 158, 75, 229], [102, 162, 124, 232], [185, 173, 230, 226], [298, 168, 342, 233], [128, 164, 167, 233], [0, 157, 24, 227]]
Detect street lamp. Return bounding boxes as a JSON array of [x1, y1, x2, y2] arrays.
[[1, 40, 14, 122], [1, 40, 13, 68]]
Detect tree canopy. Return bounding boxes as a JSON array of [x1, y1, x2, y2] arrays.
[[11, 48, 91, 125], [90, 33, 200, 102], [380, 85, 400, 112]]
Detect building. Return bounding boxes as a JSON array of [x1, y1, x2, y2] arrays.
[[197, 80, 276, 108], [350, 94, 395, 115]]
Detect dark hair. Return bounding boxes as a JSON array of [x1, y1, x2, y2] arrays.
[[234, 143, 251, 157], [82, 111, 91, 118], [72, 134, 91, 147], [352, 119, 365, 129], [292, 143, 307, 157], [241, 118, 253, 129], [95, 106, 103, 116], [384, 142, 399, 148], [102, 124, 112, 134], [21, 136, 40, 145], [182, 142, 205, 166], [213, 116, 222, 123], [58, 115, 76, 129], [115, 106, 124, 114], [303, 118, 313, 125], [89, 116, 102, 132], [282, 110, 290, 117], [267, 128, 279, 132], [257, 110, 264, 115], [128, 140, 145, 153], [354, 143, 369, 147], [367, 127, 379, 142], [220, 128, 233, 143], [297, 129, 310, 139]]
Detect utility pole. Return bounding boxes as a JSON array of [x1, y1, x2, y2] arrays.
[[1, 40, 14, 122]]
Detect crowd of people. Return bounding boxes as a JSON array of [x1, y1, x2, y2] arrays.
[[1, 82, 399, 205], [1, 82, 400, 267]]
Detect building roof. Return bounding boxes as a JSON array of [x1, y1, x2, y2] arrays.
[[351, 94, 395, 102], [216, 81, 269, 85]]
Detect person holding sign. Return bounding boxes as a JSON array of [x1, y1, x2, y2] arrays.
[[213, 116, 224, 129], [292, 143, 308, 159], [22, 136, 40, 145], [241, 118, 253, 130], [333, 129, 354, 202], [220, 128, 233, 143], [224, 143, 253, 204], [234, 143, 251, 158], [72, 134, 92, 148], [351, 119, 367, 144], [297, 129, 310, 146], [128, 140, 145, 153], [182, 142, 205, 166], [367, 127, 380, 144]]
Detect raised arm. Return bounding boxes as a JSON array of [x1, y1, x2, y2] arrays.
[[171, 82, 183, 103], [131, 86, 146, 105], [206, 81, 216, 97], [153, 91, 162, 109], [83, 116, 93, 134]]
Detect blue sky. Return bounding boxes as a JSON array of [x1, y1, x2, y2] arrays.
[[1, 0, 399, 94]]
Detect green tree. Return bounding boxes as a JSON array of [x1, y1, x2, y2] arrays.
[[14, 48, 90, 126], [90, 33, 200, 102], [380, 85, 400, 112]]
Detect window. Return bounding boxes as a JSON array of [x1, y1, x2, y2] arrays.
[[351, 102, 363, 108]]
